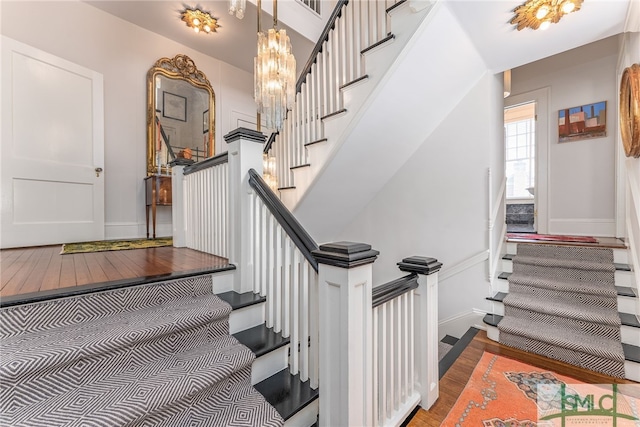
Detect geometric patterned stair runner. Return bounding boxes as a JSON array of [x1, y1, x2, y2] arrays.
[[498, 244, 626, 378], [0, 275, 284, 426]]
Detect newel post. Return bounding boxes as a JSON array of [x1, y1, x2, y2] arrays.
[[397, 256, 442, 410], [312, 242, 379, 427], [170, 161, 188, 248], [225, 128, 265, 294]]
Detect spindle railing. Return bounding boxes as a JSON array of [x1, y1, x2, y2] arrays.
[[181, 152, 229, 257], [267, 0, 405, 189], [248, 168, 320, 387]]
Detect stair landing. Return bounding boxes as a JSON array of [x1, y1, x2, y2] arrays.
[[505, 235, 627, 249]]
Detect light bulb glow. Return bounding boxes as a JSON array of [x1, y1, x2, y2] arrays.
[[539, 19, 551, 30], [562, 1, 575, 13], [181, 9, 218, 35], [535, 5, 549, 19], [192, 18, 200, 26]]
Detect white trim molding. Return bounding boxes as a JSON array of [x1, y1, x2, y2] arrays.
[[438, 309, 486, 340], [439, 250, 489, 282], [548, 218, 616, 237]]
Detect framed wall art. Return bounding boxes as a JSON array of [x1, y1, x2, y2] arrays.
[[558, 101, 607, 143]]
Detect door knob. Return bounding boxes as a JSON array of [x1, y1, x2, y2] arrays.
[[95, 167, 103, 177]]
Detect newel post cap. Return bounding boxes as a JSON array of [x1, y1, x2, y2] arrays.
[[397, 256, 442, 275], [312, 241, 379, 268], [224, 127, 267, 144]]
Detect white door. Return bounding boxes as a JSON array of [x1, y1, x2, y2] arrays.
[[1, 37, 104, 248]]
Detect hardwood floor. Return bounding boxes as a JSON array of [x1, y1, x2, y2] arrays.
[[408, 330, 638, 426], [0, 245, 229, 300]]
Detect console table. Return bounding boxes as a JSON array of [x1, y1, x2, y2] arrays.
[[145, 175, 172, 239]]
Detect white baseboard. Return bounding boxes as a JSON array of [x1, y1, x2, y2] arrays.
[[548, 218, 615, 237], [105, 222, 172, 240], [438, 309, 486, 340]]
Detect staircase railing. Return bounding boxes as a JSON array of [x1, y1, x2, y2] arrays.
[[267, 0, 404, 189], [172, 128, 441, 425], [248, 168, 320, 387], [172, 152, 229, 257]]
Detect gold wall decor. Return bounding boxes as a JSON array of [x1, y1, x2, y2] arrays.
[[147, 54, 215, 175], [620, 63, 640, 158], [511, 0, 583, 31]]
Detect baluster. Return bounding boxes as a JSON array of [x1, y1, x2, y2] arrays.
[[205, 168, 211, 254], [380, 304, 390, 425], [274, 225, 283, 333], [409, 290, 415, 395], [309, 265, 319, 389], [300, 260, 309, 381], [252, 193, 260, 294], [304, 78, 310, 154], [377, 0, 385, 42], [395, 297, 401, 409], [339, 3, 348, 88], [291, 248, 300, 374], [352, 0, 362, 78], [320, 42, 329, 118], [259, 199, 267, 296], [310, 63, 318, 144], [283, 236, 291, 338], [372, 307, 379, 427], [266, 213, 275, 328]]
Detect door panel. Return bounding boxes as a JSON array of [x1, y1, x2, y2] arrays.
[[1, 37, 104, 248]]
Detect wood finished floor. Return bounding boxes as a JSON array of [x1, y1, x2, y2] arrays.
[[0, 245, 229, 298], [408, 330, 638, 426]]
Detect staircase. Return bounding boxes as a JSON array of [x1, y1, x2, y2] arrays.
[[0, 269, 319, 426], [266, 0, 489, 240], [483, 240, 640, 382]]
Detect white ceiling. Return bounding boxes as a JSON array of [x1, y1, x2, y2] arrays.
[[85, 0, 318, 75], [445, 0, 632, 72], [86, 0, 633, 75]]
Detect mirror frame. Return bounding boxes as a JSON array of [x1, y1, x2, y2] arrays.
[[147, 54, 215, 175]]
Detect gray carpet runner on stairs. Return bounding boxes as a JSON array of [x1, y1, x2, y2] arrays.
[[498, 244, 625, 378], [0, 275, 284, 426]]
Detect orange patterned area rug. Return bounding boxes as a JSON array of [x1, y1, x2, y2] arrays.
[[442, 352, 640, 426]]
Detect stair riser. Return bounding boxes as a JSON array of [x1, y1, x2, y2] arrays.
[[493, 280, 636, 311], [489, 301, 639, 346], [229, 303, 265, 334], [252, 344, 289, 385], [484, 325, 640, 382], [501, 260, 634, 287], [211, 270, 235, 294], [284, 398, 319, 427], [505, 243, 629, 264]]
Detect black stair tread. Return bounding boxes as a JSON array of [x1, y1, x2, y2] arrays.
[[623, 343, 640, 363], [482, 313, 503, 327], [498, 272, 512, 280], [620, 312, 640, 328], [216, 291, 266, 310], [616, 286, 637, 298], [233, 324, 290, 358], [502, 254, 515, 260], [254, 368, 319, 421], [440, 335, 459, 346], [439, 328, 479, 379], [486, 292, 507, 302], [614, 263, 632, 271]]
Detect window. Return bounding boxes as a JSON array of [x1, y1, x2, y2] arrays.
[[505, 103, 535, 199]]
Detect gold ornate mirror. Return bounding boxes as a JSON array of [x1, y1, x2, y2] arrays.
[[147, 54, 215, 175], [620, 63, 640, 158]]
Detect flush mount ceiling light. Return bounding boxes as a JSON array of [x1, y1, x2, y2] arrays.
[[511, 0, 583, 31], [181, 8, 219, 34]]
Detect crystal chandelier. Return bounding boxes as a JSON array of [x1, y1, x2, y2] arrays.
[[511, 0, 583, 31], [254, 0, 296, 131], [228, 0, 246, 19]]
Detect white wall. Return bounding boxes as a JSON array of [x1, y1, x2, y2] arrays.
[[511, 36, 620, 237], [338, 73, 504, 337], [0, 1, 256, 240]]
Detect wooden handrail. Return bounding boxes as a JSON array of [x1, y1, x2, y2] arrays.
[[183, 152, 229, 176], [372, 273, 418, 308], [296, 0, 348, 93], [248, 168, 319, 271]]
